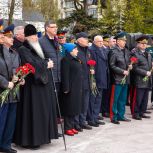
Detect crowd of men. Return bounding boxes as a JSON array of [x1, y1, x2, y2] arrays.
[[0, 18, 153, 153]]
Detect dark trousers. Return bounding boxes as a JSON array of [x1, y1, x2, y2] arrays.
[[101, 88, 111, 115], [74, 89, 90, 126], [0, 103, 17, 149], [87, 89, 102, 123], [64, 116, 75, 131], [133, 88, 149, 116]]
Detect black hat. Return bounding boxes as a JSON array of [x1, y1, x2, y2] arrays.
[[76, 32, 88, 39], [136, 35, 148, 44], [114, 32, 127, 40], [103, 34, 111, 41], [24, 24, 37, 37]]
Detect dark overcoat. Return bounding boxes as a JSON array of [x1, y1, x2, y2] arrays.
[[61, 53, 83, 116], [133, 49, 152, 88], [13, 41, 58, 146], [39, 35, 62, 82], [89, 44, 110, 89], [0, 45, 19, 103]]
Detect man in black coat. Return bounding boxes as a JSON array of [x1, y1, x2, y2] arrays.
[[109, 32, 131, 124], [0, 24, 20, 153], [132, 36, 152, 120], [74, 32, 92, 131], [13, 24, 58, 149]]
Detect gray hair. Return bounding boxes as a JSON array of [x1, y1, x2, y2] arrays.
[[44, 20, 56, 30], [94, 35, 103, 41], [14, 26, 24, 35]]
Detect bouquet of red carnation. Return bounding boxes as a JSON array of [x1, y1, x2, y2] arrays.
[[121, 57, 138, 85], [87, 60, 99, 96], [0, 63, 35, 106]]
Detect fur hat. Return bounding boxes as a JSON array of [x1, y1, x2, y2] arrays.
[[24, 24, 37, 37]]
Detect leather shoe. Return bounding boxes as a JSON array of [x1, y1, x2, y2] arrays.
[[58, 133, 62, 137], [0, 148, 17, 153], [97, 116, 104, 120], [95, 120, 105, 125], [71, 129, 78, 134], [88, 122, 99, 127], [111, 120, 120, 124], [81, 124, 92, 130], [65, 130, 74, 136], [132, 116, 142, 120], [140, 114, 151, 119], [145, 111, 152, 114], [119, 118, 131, 122], [74, 125, 83, 132]]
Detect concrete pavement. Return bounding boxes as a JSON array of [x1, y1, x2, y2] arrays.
[[14, 103, 153, 153]]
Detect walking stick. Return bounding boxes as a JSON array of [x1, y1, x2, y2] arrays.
[[50, 67, 67, 151]]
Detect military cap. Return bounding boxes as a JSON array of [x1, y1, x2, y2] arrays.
[[3, 24, 14, 37], [0, 19, 4, 33], [76, 32, 88, 39], [135, 35, 148, 44], [114, 32, 127, 41], [57, 30, 67, 39], [103, 34, 111, 41]]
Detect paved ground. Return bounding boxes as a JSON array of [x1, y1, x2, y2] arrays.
[[14, 102, 153, 153]]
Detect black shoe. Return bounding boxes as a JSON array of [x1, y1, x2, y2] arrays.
[[97, 116, 104, 120], [81, 124, 92, 130], [118, 118, 131, 122], [95, 120, 105, 125], [0, 148, 17, 153], [111, 120, 120, 124], [74, 125, 83, 132], [132, 116, 142, 120], [88, 122, 99, 127], [140, 114, 151, 119], [102, 113, 109, 118], [58, 133, 63, 137], [144, 111, 152, 114]]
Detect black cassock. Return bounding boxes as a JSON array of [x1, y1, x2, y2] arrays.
[[13, 41, 58, 147]]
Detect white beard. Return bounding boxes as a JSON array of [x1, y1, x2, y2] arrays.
[[29, 41, 45, 59]]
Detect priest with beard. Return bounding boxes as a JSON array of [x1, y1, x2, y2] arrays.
[[13, 24, 58, 149]]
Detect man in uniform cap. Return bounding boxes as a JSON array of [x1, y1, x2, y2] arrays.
[[131, 35, 152, 120], [109, 32, 131, 124], [103, 34, 111, 48], [0, 23, 21, 153]]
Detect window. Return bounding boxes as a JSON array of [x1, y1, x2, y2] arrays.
[[88, 8, 97, 18], [65, 0, 74, 9]]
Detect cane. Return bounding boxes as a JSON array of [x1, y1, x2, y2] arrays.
[[49, 59, 67, 151]]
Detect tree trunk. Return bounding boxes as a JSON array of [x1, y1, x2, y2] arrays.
[[8, 0, 15, 25]]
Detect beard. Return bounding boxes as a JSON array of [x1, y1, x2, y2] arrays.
[[28, 41, 45, 59]]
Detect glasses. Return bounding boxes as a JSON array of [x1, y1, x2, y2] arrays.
[[48, 26, 58, 29]]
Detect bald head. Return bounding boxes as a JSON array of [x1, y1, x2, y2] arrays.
[[93, 35, 103, 47]]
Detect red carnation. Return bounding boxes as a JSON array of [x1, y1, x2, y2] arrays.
[[87, 60, 96, 66], [130, 57, 138, 64]]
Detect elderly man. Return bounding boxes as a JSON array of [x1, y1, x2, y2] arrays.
[[131, 36, 152, 120], [87, 35, 108, 126], [0, 24, 20, 153], [74, 32, 92, 131], [13, 24, 58, 149], [109, 32, 131, 124], [12, 26, 25, 50]]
